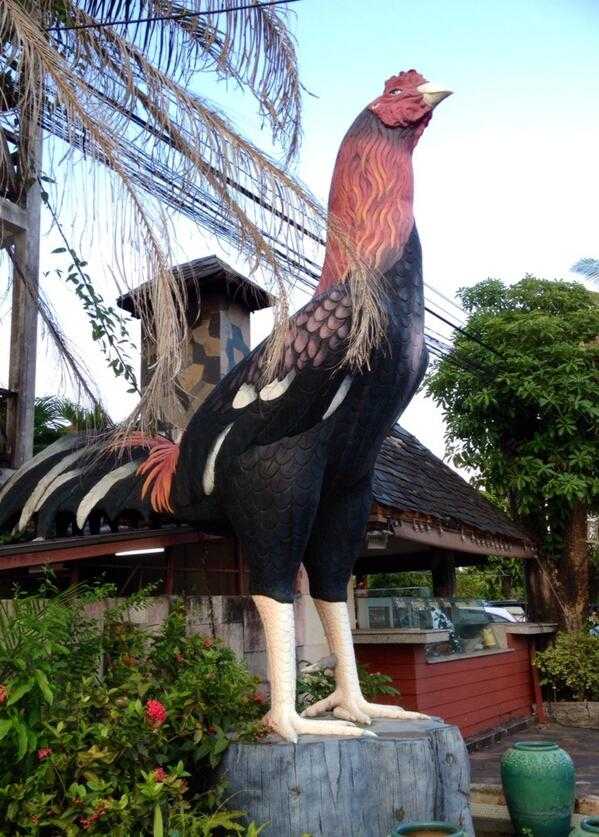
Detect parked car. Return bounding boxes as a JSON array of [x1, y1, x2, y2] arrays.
[[485, 599, 527, 622]]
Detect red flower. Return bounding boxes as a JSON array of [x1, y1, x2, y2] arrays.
[[37, 747, 53, 761], [175, 653, 185, 663], [203, 637, 214, 649], [79, 803, 108, 830], [145, 699, 167, 728], [153, 767, 168, 782], [251, 691, 265, 704], [0, 685, 7, 704]]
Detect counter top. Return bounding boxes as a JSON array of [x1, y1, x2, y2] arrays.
[[503, 622, 557, 635], [352, 628, 450, 645]]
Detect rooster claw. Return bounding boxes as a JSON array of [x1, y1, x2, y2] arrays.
[[265, 710, 377, 743]]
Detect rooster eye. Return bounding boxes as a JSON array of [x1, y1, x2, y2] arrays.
[[389, 88, 402, 96]]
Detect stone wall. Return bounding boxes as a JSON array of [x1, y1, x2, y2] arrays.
[[80, 588, 330, 681]]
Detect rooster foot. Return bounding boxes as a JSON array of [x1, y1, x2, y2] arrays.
[[301, 690, 429, 724], [264, 708, 377, 744]]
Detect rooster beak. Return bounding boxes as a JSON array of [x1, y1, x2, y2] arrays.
[[417, 82, 452, 108]]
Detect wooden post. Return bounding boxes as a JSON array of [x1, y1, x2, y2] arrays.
[[5, 119, 42, 468], [431, 549, 456, 597], [529, 643, 548, 724], [164, 551, 176, 595]]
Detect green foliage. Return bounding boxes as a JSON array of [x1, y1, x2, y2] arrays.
[[0, 585, 265, 834], [39, 188, 139, 396], [367, 572, 432, 592], [32, 396, 109, 454], [296, 664, 398, 713], [534, 629, 599, 701], [456, 556, 525, 600], [426, 276, 599, 562]]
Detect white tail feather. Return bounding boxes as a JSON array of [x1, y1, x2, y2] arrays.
[[76, 460, 140, 530], [0, 435, 82, 506], [33, 469, 83, 518], [322, 375, 353, 420], [202, 424, 234, 495], [18, 449, 87, 532]]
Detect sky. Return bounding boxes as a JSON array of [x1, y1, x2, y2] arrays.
[[1, 0, 598, 463]]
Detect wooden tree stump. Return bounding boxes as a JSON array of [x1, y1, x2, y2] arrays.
[[219, 717, 474, 836]]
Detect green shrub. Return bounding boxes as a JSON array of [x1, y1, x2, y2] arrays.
[[534, 628, 599, 701], [296, 663, 398, 712], [0, 583, 265, 834]]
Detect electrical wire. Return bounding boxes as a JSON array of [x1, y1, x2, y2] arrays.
[[424, 305, 504, 359], [34, 62, 497, 358], [426, 343, 487, 376], [424, 281, 467, 319], [29, 64, 505, 360], [45, 0, 300, 33]]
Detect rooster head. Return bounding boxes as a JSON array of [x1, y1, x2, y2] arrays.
[[369, 70, 452, 130]]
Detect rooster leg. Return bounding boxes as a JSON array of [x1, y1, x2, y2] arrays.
[[302, 600, 429, 723], [252, 595, 376, 743]]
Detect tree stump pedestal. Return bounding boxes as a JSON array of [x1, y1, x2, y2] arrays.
[[219, 716, 474, 836]]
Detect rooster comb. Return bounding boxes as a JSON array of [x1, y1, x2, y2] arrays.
[[383, 70, 427, 94]]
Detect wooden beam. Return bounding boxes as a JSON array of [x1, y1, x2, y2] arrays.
[[0, 197, 28, 243], [391, 520, 535, 559], [0, 527, 221, 570]]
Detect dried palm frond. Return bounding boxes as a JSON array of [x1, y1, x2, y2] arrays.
[[52, 0, 303, 156], [6, 245, 104, 410], [0, 0, 386, 432]]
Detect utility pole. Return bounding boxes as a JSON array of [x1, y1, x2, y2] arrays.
[[0, 64, 42, 469]]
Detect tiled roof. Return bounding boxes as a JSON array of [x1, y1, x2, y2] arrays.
[[373, 425, 530, 543], [118, 254, 272, 316]]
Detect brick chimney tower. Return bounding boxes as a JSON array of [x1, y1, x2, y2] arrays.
[[118, 255, 271, 428]]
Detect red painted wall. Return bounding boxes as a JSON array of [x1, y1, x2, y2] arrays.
[[355, 633, 535, 740]]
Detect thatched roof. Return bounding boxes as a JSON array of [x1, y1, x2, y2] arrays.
[[118, 254, 272, 318], [373, 426, 530, 544]]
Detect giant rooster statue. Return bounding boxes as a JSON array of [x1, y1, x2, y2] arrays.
[[0, 71, 451, 742]]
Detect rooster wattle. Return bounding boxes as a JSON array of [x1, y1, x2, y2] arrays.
[[0, 71, 451, 742]]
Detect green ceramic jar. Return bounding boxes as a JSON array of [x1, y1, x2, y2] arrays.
[[501, 741, 575, 837], [570, 818, 599, 836], [391, 823, 465, 837]]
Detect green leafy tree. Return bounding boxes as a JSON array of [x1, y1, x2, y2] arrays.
[[455, 556, 525, 600], [426, 276, 599, 629], [367, 571, 432, 592]]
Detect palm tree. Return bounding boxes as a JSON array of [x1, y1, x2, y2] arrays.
[[572, 258, 599, 283], [0, 1, 338, 428], [33, 396, 110, 453]]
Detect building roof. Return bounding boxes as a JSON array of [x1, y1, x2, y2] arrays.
[[373, 425, 530, 544], [118, 254, 272, 317], [0, 425, 532, 568]]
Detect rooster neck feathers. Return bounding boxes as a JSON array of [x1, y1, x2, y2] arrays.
[[317, 109, 417, 295]]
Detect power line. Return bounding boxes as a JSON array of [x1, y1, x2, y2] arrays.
[[423, 292, 466, 325], [424, 281, 466, 318], [45, 0, 300, 33], [426, 343, 486, 376], [424, 305, 504, 359], [35, 72, 498, 356], [33, 86, 504, 359], [425, 330, 489, 375]]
